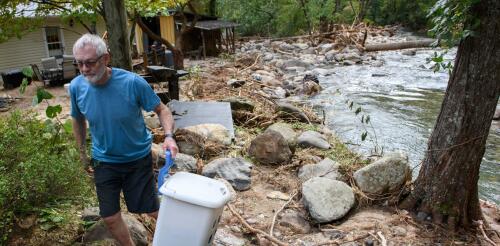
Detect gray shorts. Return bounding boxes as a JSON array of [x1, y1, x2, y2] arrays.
[[92, 153, 160, 218]]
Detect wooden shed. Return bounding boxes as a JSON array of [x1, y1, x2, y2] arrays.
[[175, 20, 239, 58]]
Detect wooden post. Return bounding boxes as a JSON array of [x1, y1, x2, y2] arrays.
[[152, 49, 158, 65], [168, 75, 179, 100], [201, 30, 206, 59], [231, 27, 235, 53]]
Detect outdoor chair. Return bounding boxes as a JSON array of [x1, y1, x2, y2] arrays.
[[41, 57, 58, 70], [31, 64, 50, 86], [40, 57, 63, 85]]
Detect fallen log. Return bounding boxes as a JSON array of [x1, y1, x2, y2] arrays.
[[363, 39, 437, 52]]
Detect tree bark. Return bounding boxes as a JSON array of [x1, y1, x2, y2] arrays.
[[400, 0, 500, 229], [363, 40, 436, 51], [102, 0, 132, 70]]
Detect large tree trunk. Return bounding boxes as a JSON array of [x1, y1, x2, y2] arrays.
[[102, 0, 132, 70], [400, 0, 500, 229]]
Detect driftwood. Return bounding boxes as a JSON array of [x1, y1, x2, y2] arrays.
[[363, 39, 436, 52]]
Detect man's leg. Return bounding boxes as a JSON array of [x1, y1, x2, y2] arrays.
[[103, 212, 134, 246]]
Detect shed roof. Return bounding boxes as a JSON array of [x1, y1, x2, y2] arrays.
[[176, 20, 239, 30]]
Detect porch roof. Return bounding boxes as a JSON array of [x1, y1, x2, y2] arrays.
[[175, 20, 239, 30]]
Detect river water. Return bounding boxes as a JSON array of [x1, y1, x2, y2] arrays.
[[300, 45, 499, 204]]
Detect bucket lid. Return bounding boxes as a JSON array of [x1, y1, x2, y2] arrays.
[[159, 172, 231, 208]]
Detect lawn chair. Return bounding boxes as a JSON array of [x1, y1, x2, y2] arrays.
[[40, 57, 63, 85], [31, 64, 50, 86]]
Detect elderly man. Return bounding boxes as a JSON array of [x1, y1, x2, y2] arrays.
[[69, 33, 178, 246]]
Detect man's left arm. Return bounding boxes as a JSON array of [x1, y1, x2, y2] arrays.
[[154, 103, 179, 157]]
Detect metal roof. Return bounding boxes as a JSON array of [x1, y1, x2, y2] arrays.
[[175, 20, 239, 30]]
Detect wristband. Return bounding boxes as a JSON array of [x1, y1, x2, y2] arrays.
[[165, 133, 174, 139]]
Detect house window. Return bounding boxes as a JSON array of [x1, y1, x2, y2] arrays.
[[45, 27, 63, 57]]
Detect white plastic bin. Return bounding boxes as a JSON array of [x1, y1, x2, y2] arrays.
[[153, 172, 231, 246]]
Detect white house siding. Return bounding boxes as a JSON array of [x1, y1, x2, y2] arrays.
[[0, 30, 46, 85], [0, 17, 106, 86]]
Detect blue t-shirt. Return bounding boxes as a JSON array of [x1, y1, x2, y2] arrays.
[[70, 68, 161, 163]]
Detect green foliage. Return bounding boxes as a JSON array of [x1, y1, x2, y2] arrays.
[[368, 0, 436, 30], [0, 111, 93, 244], [427, 0, 480, 46]]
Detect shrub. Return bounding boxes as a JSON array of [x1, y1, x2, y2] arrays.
[[0, 111, 92, 244]]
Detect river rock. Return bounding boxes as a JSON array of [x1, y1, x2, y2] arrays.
[[222, 96, 255, 112], [335, 52, 362, 63], [213, 228, 247, 246], [298, 80, 322, 96], [82, 213, 149, 246], [297, 130, 331, 149], [263, 86, 287, 99], [311, 68, 333, 76], [82, 207, 100, 222], [279, 42, 295, 51], [202, 157, 253, 191], [401, 50, 416, 56], [324, 50, 337, 61], [248, 130, 292, 165], [265, 122, 298, 148], [263, 52, 274, 61], [298, 158, 340, 182], [318, 43, 335, 54], [282, 59, 312, 69], [181, 123, 232, 145], [293, 43, 309, 50], [353, 151, 410, 194], [173, 153, 197, 172], [276, 102, 310, 123], [302, 177, 355, 223], [279, 209, 311, 234]]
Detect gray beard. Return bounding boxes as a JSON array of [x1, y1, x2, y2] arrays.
[[85, 66, 107, 84]]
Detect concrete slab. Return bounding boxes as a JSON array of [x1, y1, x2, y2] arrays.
[[168, 100, 235, 139]]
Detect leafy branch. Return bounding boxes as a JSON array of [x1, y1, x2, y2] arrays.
[[19, 67, 70, 149], [345, 99, 383, 155]]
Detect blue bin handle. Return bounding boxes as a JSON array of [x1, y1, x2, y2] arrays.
[[158, 149, 174, 194]]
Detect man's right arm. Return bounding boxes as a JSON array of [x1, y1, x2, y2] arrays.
[[72, 116, 91, 172]]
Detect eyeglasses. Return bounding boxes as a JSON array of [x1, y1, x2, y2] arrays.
[[73, 55, 104, 67]]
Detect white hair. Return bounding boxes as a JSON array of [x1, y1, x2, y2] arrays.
[[73, 33, 108, 56]]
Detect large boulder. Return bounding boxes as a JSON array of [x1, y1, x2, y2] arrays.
[[298, 158, 340, 182], [202, 157, 253, 191], [353, 151, 410, 194], [297, 130, 331, 149], [248, 131, 292, 165], [302, 177, 355, 223]]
